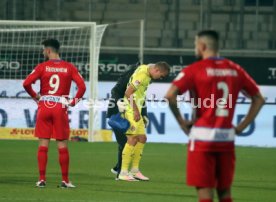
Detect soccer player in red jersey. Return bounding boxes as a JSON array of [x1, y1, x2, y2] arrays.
[[23, 39, 86, 188], [165, 30, 264, 202]]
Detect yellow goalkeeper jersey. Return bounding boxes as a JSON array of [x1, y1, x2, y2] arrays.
[[124, 64, 151, 112]]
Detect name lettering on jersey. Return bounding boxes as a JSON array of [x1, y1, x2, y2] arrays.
[[206, 68, 237, 77], [46, 66, 68, 73]]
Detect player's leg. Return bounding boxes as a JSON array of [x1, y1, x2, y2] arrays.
[[35, 103, 52, 187], [116, 129, 127, 177], [118, 135, 139, 181], [36, 138, 50, 187], [125, 116, 147, 179], [111, 128, 127, 176], [196, 187, 214, 202], [53, 104, 74, 187], [187, 148, 216, 201], [57, 140, 69, 183], [131, 134, 147, 171], [56, 140, 75, 188], [130, 134, 149, 181], [118, 109, 142, 181], [111, 130, 120, 174], [216, 189, 232, 202], [216, 151, 235, 202]]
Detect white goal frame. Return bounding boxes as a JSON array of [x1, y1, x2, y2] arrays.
[[0, 20, 102, 142]]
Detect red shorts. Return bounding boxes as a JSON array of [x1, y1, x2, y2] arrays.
[[35, 102, 70, 140], [187, 149, 235, 189]]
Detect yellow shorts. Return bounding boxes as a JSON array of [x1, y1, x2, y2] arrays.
[[124, 109, 146, 136]]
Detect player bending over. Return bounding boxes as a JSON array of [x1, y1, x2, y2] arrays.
[[118, 62, 170, 181]]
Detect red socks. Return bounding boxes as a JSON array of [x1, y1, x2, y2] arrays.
[[199, 200, 213, 202], [220, 198, 233, 202], [37, 146, 70, 183], [37, 146, 48, 181], [58, 147, 69, 183]]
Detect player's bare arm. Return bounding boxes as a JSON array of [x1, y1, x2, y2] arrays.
[[125, 85, 140, 122], [165, 85, 192, 135], [23, 68, 41, 104], [69, 67, 86, 107], [34, 94, 41, 103], [235, 92, 265, 134]]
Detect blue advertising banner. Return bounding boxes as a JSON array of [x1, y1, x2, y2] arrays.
[[0, 98, 275, 147]]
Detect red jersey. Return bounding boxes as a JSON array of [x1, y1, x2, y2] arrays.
[[173, 57, 259, 151], [23, 59, 86, 106]]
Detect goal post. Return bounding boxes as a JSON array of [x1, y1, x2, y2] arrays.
[[0, 20, 107, 142], [88, 23, 107, 142]]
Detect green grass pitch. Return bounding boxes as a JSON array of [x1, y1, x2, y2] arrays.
[[0, 140, 275, 202]]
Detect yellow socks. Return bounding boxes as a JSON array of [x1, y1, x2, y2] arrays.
[[131, 142, 145, 171], [121, 143, 135, 173]]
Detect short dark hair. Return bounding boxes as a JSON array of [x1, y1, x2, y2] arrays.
[[197, 30, 219, 51], [155, 61, 170, 73], [41, 38, 60, 53]]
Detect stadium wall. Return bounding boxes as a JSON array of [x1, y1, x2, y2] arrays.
[[0, 80, 276, 147], [1, 53, 276, 85]]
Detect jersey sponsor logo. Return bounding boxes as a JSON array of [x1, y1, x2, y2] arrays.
[[206, 68, 237, 77], [45, 66, 68, 73], [190, 127, 235, 142], [214, 132, 231, 140]]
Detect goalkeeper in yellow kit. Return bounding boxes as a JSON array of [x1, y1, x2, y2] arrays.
[[118, 62, 170, 181]]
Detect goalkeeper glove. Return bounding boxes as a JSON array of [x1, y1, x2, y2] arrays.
[[143, 116, 149, 128], [117, 100, 127, 113]]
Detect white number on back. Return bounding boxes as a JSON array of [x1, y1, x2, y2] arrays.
[[216, 81, 229, 117], [48, 74, 60, 94]]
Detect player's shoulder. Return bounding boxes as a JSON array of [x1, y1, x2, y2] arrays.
[[221, 58, 240, 68], [136, 64, 148, 72], [59, 61, 80, 74], [134, 64, 149, 77], [35, 61, 51, 71], [183, 60, 203, 73], [62, 60, 74, 66], [57, 60, 76, 68], [38, 60, 51, 67], [39, 59, 70, 66], [193, 58, 224, 67], [222, 58, 246, 75]]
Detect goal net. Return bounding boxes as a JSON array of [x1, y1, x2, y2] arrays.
[[0, 20, 107, 142]]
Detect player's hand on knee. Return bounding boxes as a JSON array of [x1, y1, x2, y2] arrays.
[[117, 100, 127, 113], [143, 116, 149, 127]]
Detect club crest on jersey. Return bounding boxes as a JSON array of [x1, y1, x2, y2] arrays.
[[134, 80, 141, 87], [130, 126, 136, 131]]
